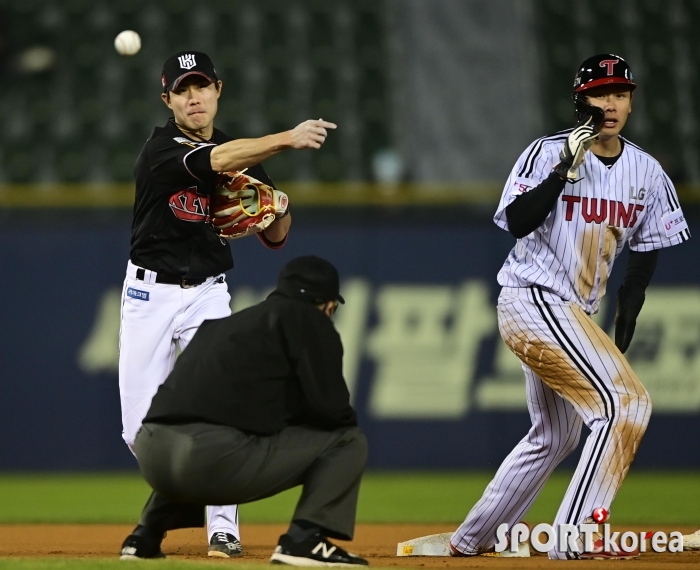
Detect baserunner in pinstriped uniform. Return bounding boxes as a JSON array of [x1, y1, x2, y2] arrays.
[[450, 54, 690, 560]]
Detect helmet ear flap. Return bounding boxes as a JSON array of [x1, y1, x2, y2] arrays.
[[574, 93, 605, 130]]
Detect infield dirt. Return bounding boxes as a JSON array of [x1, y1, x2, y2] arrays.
[[0, 524, 699, 568]]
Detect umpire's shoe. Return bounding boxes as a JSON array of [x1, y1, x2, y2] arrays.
[[208, 532, 243, 558], [120, 531, 165, 560], [270, 533, 368, 566]]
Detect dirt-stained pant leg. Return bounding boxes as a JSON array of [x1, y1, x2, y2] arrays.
[[452, 287, 651, 558], [451, 293, 582, 555]]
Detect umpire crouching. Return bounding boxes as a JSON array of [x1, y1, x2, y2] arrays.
[[122, 256, 368, 566]]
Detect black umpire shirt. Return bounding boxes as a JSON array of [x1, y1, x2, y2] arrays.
[[131, 119, 275, 279], [144, 291, 357, 435]]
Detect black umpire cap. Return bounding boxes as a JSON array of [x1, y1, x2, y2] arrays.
[[277, 256, 346, 305], [161, 51, 218, 93]]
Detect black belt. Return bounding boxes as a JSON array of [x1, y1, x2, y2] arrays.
[[135, 268, 207, 288]]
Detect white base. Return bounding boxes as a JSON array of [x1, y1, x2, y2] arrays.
[[396, 532, 530, 558], [683, 530, 700, 551]]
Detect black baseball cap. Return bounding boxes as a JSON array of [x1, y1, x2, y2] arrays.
[[161, 51, 218, 93], [277, 256, 345, 305]]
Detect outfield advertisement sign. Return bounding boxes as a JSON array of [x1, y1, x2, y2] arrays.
[[1, 218, 698, 469], [79, 280, 700, 417]]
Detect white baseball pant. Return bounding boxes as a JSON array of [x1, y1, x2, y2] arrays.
[[119, 260, 239, 541]]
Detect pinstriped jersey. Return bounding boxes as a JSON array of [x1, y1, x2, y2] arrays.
[[494, 131, 690, 314]]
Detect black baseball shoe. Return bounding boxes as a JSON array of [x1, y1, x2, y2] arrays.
[[270, 533, 368, 566], [119, 532, 165, 560], [208, 531, 243, 558]]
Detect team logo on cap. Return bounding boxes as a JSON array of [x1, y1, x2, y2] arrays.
[[178, 54, 197, 70], [599, 59, 619, 75]]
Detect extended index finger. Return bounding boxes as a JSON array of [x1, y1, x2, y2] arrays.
[[315, 120, 337, 129]]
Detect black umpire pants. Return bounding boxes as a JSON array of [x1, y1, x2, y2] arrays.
[[132, 422, 368, 540]]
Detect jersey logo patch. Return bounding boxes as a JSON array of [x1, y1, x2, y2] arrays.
[[630, 186, 646, 200], [169, 187, 210, 222], [661, 209, 688, 237], [173, 136, 208, 149], [510, 177, 534, 196], [178, 54, 196, 70], [127, 288, 149, 301]]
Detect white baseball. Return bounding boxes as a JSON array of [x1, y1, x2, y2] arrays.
[[114, 30, 141, 56]]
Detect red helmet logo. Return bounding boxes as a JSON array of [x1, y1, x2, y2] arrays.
[[599, 59, 619, 76]]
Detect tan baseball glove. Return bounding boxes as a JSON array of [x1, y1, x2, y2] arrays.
[[211, 171, 288, 240]]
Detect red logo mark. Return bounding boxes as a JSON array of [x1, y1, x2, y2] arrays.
[[562, 195, 643, 228], [599, 59, 619, 76], [513, 181, 532, 194], [593, 507, 608, 523], [277, 192, 288, 211], [168, 187, 210, 222]]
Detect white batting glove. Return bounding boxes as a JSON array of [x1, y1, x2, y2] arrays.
[[554, 117, 599, 182]]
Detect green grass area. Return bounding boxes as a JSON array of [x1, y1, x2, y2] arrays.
[[0, 471, 698, 525]]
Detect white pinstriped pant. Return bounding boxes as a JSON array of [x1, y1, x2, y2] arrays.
[[451, 286, 651, 560]]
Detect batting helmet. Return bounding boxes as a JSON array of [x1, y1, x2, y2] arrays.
[[572, 54, 635, 125], [573, 53, 636, 95]]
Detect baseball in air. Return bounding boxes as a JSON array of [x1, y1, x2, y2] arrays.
[[114, 30, 141, 56]]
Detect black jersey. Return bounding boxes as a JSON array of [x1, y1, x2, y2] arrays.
[[144, 291, 357, 435], [130, 119, 275, 279]]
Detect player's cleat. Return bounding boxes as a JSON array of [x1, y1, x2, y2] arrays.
[[449, 542, 477, 557], [270, 533, 368, 566], [208, 531, 243, 558], [448, 521, 530, 558], [682, 530, 700, 551], [579, 538, 639, 560], [119, 533, 165, 560], [449, 539, 530, 558]]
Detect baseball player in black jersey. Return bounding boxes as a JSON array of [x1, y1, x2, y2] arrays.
[[119, 51, 336, 559]]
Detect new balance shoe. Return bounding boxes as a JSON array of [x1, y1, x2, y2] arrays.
[[208, 532, 243, 558], [120, 532, 165, 560], [270, 533, 368, 566]]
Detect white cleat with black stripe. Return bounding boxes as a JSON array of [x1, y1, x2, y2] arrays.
[[208, 531, 243, 558]]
